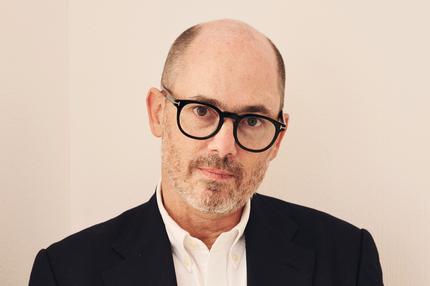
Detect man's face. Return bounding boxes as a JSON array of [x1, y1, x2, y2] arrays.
[[159, 33, 286, 215]]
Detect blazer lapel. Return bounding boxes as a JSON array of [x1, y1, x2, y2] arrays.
[[246, 194, 315, 286], [102, 193, 177, 286]]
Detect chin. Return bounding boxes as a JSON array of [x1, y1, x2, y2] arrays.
[[184, 187, 244, 215]]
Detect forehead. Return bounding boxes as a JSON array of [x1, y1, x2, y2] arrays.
[[172, 32, 281, 116]]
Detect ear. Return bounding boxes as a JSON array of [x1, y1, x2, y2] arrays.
[[146, 87, 166, 138], [268, 112, 289, 161]]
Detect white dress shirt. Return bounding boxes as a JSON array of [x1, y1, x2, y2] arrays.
[[156, 181, 250, 286]]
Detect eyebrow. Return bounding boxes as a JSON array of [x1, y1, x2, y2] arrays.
[[189, 95, 274, 117]]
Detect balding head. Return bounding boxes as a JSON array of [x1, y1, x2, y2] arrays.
[[161, 19, 286, 111]]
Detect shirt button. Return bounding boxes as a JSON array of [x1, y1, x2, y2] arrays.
[[185, 237, 197, 250], [232, 253, 239, 262], [189, 240, 197, 249], [184, 258, 192, 271]]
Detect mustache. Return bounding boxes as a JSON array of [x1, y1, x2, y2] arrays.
[[189, 154, 244, 179]]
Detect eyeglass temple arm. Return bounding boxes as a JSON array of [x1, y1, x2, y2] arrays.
[[278, 110, 287, 130], [161, 88, 180, 106]]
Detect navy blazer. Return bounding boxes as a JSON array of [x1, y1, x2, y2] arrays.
[[29, 193, 384, 286]]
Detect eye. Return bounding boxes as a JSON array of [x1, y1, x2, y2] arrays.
[[193, 105, 209, 117], [245, 117, 262, 127]]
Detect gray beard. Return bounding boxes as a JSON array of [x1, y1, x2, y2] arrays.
[[161, 132, 269, 215]]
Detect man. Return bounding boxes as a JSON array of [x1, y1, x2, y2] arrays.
[[29, 19, 384, 286]]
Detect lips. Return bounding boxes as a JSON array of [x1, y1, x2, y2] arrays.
[[197, 167, 234, 180]]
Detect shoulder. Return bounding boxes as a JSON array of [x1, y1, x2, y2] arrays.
[[250, 193, 374, 266], [31, 195, 163, 284], [249, 195, 383, 284], [44, 199, 150, 261]]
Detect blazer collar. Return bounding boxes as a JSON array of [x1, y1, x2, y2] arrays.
[[102, 192, 315, 286], [245, 194, 315, 286]]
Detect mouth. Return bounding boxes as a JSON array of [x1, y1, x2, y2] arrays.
[[197, 167, 234, 181]]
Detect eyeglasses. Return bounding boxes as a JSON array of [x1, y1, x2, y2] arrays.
[[161, 87, 286, 153]]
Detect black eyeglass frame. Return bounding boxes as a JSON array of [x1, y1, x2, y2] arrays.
[[161, 87, 287, 153]]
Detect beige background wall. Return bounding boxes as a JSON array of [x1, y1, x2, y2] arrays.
[[1, 0, 429, 285], [0, 0, 70, 285]]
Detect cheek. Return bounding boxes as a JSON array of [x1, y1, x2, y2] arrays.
[[241, 154, 271, 178], [162, 120, 204, 171]]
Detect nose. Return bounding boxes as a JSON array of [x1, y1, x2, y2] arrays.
[[206, 119, 238, 158]]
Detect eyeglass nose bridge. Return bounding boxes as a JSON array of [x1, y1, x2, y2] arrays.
[[207, 111, 243, 153], [220, 111, 241, 122], [215, 111, 243, 133]]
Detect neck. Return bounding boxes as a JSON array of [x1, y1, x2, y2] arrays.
[[161, 182, 244, 249]]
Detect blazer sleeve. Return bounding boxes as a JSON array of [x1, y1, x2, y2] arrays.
[[29, 249, 58, 286], [357, 229, 384, 286]]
